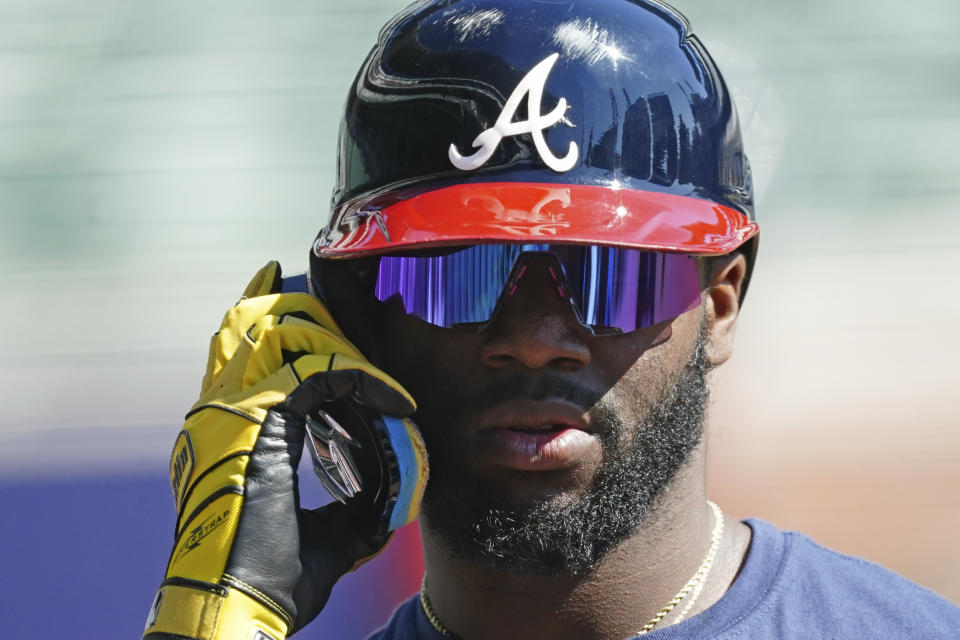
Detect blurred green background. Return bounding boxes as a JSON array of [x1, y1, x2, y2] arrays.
[[2, 0, 958, 609]]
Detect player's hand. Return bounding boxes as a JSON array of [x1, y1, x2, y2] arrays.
[[143, 261, 426, 640]]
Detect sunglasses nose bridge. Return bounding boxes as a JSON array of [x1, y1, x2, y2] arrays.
[[479, 257, 593, 370], [490, 253, 586, 328], [503, 253, 575, 304]]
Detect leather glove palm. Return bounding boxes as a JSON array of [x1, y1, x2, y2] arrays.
[[143, 262, 426, 640]]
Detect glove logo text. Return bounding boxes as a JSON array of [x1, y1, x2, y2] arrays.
[[169, 430, 195, 508], [176, 509, 230, 560], [448, 52, 578, 173]]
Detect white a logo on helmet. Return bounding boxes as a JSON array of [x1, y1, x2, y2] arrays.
[[449, 53, 578, 173]]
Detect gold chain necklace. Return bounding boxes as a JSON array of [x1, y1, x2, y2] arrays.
[[420, 573, 453, 637], [419, 501, 724, 639], [635, 500, 724, 634]]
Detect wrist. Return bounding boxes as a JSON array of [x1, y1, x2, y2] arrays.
[[143, 580, 289, 640]]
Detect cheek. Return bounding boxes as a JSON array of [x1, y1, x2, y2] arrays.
[[593, 308, 703, 426]]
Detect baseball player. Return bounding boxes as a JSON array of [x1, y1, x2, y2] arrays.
[[142, 1, 960, 638]]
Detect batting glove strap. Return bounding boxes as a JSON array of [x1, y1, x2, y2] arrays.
[[143, 580, 289, 640]]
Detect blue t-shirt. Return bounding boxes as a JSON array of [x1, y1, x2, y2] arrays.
[[369, 518, 960, 639]]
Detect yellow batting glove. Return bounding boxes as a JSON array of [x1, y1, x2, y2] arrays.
[[143, 261, 428, 640]]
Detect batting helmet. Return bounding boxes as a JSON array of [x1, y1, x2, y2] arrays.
[[312, 0, 756, 264]]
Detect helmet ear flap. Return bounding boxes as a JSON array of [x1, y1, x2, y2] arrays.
[[309, 249, 382, 358]]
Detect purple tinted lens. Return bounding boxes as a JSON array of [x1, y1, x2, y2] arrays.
[[374, 245, 701, 332], [375, 245, 522, 327], [549, 246, 702, 330]]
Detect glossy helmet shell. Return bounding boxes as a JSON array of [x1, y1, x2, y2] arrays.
[[314, 0, 757, 259]]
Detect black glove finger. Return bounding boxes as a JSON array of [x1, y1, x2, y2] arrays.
[[284, 366, 416, 419]]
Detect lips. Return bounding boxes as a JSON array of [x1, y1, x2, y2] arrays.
[[474, 399, 599, 471]]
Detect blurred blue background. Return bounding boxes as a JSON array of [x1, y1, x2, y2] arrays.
[[1, 0, 958, 637]]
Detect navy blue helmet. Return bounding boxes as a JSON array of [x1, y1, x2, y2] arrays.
[[314, 0, 756, 262]]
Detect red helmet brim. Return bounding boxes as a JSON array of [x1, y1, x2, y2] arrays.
[[317, 182, 758, 258]]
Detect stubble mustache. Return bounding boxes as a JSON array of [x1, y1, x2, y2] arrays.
[[438, 373, 621, 441]]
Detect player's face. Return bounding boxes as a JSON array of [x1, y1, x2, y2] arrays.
[[365, 254, 714, 574]]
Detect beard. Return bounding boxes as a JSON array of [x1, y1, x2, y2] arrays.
[[418, 323, 712, 577]]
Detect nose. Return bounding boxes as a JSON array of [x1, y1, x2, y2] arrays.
[[479, 255, 592, 370]]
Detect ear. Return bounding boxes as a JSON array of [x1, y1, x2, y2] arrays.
[[704, 252, 748, 367]]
